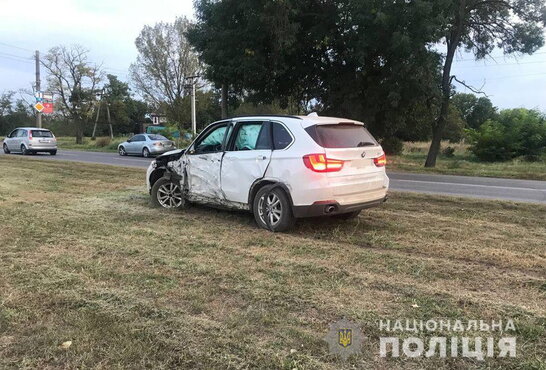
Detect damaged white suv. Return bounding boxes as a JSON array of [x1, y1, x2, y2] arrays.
[[146, 114, 389, 232]]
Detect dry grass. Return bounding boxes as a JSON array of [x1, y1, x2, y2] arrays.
[[0, 157, 544, 369], [389, 141, 546, 180]]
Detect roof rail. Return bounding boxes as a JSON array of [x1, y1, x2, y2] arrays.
[[230, 114, 303, 120]]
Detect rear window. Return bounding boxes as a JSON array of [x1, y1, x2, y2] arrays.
[[31, 130, 53, 138], [305, 124, 378, 148], [148, 134, 168, 141]]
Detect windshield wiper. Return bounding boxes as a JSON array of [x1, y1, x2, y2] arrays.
[[356, 141, 376, 147]]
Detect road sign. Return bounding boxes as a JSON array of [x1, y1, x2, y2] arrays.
[[43, 102, 54, 114], [34, 102, 44, 112]]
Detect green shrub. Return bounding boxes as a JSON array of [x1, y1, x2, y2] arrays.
[[442, 146, 456, 158], [468, 109, 546, 162], [380, 137, 404, 155], [95, 137, 111, 147]]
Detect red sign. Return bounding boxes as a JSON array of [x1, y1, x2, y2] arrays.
[[43, 102, 54, 114]]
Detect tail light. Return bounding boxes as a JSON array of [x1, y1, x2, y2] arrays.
[[303, 154, 344, 173], [28, 131, 32, 140], [374, 153, 387, 167]]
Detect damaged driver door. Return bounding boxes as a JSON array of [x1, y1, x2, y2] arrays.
[[186, 123, 232, 202], [221, 121, 272, 204]]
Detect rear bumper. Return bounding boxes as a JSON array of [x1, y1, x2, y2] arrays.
[[149, 146, 176, 154], [292, 195, 388, 218], [28, 145, 57, 151]]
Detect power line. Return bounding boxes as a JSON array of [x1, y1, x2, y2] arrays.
[[455, 60, 546, 69], [454, 51, 546, 62], [0, 51, 33, 61], [0, 54, 33, 64], [465, 71, 546, 82], [0, 41, 34, 52]]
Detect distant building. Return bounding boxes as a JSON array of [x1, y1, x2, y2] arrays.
[[150, 113, 167, 126]]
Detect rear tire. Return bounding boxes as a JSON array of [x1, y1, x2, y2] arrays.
[[3, 143, 9, 154], [151, 177, 186, 209], [253, 185, 295, 232], [142, 147, 151, 158], [20, 144, 29, 155], [50, 150, 57, 156]]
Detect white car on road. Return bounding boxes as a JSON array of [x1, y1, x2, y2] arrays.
[[3, 127, 57, 155], [146, 114, 389, 232]]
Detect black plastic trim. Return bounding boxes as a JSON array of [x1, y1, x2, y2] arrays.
[[292, 196, 387, 218]]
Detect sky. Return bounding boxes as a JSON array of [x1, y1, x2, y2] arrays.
[[1, 0, 545, 112]]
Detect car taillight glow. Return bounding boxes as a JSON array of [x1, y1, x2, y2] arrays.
[[28, 131, 32, 140], [303, 154, 344, 173], [374, 153, 387, 167]]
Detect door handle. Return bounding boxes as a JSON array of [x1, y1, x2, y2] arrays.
[[198, 155, 208, 160], [257, 155, 267, 160]]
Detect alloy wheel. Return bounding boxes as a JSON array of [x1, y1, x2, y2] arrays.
[[157, 182, 183, 208], [258, 192, 282, 227]]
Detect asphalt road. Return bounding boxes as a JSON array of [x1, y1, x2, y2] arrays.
[[2, 149, 546, 204]]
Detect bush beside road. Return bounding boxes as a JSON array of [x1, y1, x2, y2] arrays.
[[0, 157, 544, 368], [389, 141, 546, 181]]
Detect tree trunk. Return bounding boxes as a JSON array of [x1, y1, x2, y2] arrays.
[[425, 0, 465, 168], [425, 94, 449, 167], [75, 119, 84, 145], [221, 84, 228, 119]]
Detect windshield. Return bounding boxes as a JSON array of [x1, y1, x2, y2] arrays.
[[305, 124, 378, 148]]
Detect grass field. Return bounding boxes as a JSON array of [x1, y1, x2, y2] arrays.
[[0, 157, 544, 369], [389, 141, 546, 181], [54, 136, 129, 152]]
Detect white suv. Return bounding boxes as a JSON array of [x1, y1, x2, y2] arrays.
[[146, 114, 389, 232]]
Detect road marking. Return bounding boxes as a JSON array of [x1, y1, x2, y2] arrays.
[[118, 158, 152, 163], [393, 179, 543, 192]]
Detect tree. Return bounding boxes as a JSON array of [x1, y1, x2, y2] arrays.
[[130, 17, 200, 126], [451, 92, 497, 129], [189, 0, 444, 137], [42, 45, 103, 144], [0, 92, 34, 135], [424, 0, 546, 167], [468, 108, 546, 161]]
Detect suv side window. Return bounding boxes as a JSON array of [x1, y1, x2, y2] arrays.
[[194, 124, 229, 154], [233, 122, 271, 151], [272, 122, 293, 150]]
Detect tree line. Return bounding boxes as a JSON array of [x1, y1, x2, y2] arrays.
[[1, 0, 545, 166]]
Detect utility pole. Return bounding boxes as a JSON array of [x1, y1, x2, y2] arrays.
[[35, 50, 42, 128], [185, 75, 199, 136]]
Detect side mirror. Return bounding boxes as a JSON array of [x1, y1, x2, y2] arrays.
[[127, 139, 132, 143]]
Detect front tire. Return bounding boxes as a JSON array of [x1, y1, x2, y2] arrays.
[[253, 185, 295, 232], [118, 146, 127, 156], [3, 143, 10, 154], [151, 178, 185, 209]]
